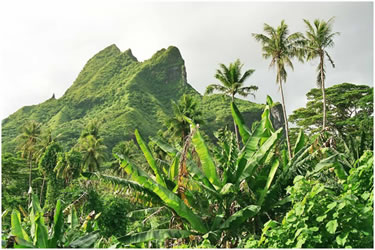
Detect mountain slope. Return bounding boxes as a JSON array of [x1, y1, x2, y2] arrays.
[[2, 44, 282, 153]]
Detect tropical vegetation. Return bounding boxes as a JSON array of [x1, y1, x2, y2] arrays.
[[1, 18, 373, 248]]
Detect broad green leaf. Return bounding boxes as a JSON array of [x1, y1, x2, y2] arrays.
[[293, 129, 306, 155], [316, 214, 327, 222], [266, 95, 274, 106], [69, 231, 100, 248], [119, 229, 191, 245], [185, 117, 221, 188], [11, 210, 31, 242], [14, 237, 35, 248], [35, 214, 48, 248], [121, 159, 207, 233], [69, 207, 79, 229], [326, 220, 338, 234], [220, 205, 260, 230], [31, 194, 43, 214], [257, 159, 279, 206], [336, 232, 349, 246], [150, 136, 179, 156], [219, 183, 235, 195], [327, 201, 337, 210], [231, 102, 251, 144], [236, 128, 282, 183], [90, 171, 157, 198], [135, 129, 166, 187], [210, 214, 225, 231], [50, 200, 64, 247], [169, 155, 179, 182]]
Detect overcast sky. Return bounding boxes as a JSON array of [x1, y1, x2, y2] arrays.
[[0, 0, 373, 120]]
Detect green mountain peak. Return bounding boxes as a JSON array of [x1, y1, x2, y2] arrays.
[[2, 44, 275, 154]]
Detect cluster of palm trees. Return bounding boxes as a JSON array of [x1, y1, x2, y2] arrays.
[[17, 119, 107, 207], [205, 18, 339, 159]]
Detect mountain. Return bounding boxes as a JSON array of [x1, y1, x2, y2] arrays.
[[2, 44, 283, 153]]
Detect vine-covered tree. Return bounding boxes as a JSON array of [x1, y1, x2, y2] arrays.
[[38, 142, 62, 209], [55, 149, 83, 184]]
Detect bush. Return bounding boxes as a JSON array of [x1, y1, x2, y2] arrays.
[[249, 151, 373, 248], [98, 196, 130, 237]]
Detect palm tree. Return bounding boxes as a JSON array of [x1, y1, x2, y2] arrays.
[[80, 118, 101, 140], [205, 59, 258, 147], [16, 120, 41, 204], [79, 135, 107, 172], [165, 94, 204, 144], [252, 20, 304, 158], [303, 18, 339, 130]]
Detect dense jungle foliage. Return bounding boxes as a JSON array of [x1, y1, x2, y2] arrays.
[[1, 18, 374, 248]]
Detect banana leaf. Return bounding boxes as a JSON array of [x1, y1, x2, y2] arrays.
[[184, 117, 221, 188], [307, 154, 348, 180], [14, 237, 35, 248], [119, 229, 191, 245], [127, 207, 166, 219], [293, 129, 306, 156], [50, 200, 63, 247], [231, 102, 251, 144], [11, 210, 30, 242], [220, 205, 260, 230], [236, 128, 282, 183], [169, 154, 179, 182], [88, 171, 157, 198], [135, 129, 166, 187], [150, 136, 179, 156], [120, 158, 208, 233], [34, 214, 48, 248], [257, 159, 279, 206], [69, 231, 100, 248]]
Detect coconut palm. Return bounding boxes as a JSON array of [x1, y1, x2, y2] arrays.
[[80, 118, 101, 140], [205, 59, 258, 147], [16, 120, 41, 204], [303, 17, 339, 130], [79, 135, 107, 172], [165, 94, 204, 144], [252, 20, 304, 158]]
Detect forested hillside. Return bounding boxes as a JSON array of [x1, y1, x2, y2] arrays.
[[2, 45, 279, 154]]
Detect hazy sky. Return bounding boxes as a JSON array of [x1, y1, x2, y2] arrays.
[[0, 0, 373, 120]]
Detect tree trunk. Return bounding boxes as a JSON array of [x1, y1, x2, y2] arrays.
[[40, 176, 46, 205], [320, 53, 327, 130], [232, 94, 240, 149], [28, 153, 33, 205], [279, 79, 292, 159]]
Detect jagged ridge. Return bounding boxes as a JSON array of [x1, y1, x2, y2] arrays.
[[2, 44, 279, 153]]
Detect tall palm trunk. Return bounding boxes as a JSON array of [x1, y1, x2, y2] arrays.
[[320, 53, 327, 130], [278, 78, 292, 159], [28, 153, 33, 205], [232, 94, 240, 149], [40, 176, 46, 205]]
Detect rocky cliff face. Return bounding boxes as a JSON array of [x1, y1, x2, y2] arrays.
[[2, 44, 283, 153]]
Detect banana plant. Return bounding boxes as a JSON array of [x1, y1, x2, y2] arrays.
[[4, 194, 100, 248], [92, 96, 286, 247]]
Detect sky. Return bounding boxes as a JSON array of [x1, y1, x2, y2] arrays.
[[0, 0, 373, 120]]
